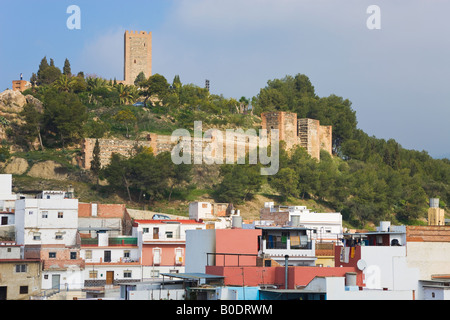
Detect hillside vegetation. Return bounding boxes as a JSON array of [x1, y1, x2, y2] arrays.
[[0, 57, 448, 228]]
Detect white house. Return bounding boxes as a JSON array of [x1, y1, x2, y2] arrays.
[[80, 232, 142, 287], [15, 190, 83, 291], [15, 191, 79, 246], [0, 174, 16, 213], [262, 202, 343, 244]]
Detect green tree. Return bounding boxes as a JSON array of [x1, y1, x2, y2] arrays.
[[102, 153, 133, 202], [214, 162, 264, 204], [142, 73, 170, 106], [134, 71, 147, 87], [172, 75, 182, 89], [20, 103, 45, 150], [114, 109, 137, 138], [63, 58, 72, 76], [90, 139, 101, 184], [43, 89, 88, 147]]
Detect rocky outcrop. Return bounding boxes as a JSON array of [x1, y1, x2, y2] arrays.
[[0, 89, 27, 112], [3, 157, 29, 175], [27, 160, 69, 181]]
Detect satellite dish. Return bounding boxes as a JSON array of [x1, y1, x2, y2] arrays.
[[357, 259, 367, 271]]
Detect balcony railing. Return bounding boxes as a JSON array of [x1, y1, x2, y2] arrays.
[[80, 237, 137, 246]]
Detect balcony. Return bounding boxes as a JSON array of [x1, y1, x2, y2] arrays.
[[81, 237, 137, 246]]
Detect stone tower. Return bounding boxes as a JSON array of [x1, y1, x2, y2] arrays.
[[124, 30, 152, 85]]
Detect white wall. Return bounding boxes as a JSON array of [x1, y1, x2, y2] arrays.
[[290, 212, 342, 243], [315, 277, 415, 300], [0, 245, 21, 259], [189, 202, 213, 220], [185, 229, 216, 273], [359, 246, 419, 292], [15, 198, 78, 246], [42, 268, 85, 290], [407, 242, 450, 280]]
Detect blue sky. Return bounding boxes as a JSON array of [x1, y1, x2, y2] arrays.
[[1, 0, 449, 159]]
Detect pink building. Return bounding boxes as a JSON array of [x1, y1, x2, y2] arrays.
[[133, 219, 205, 278], [186, 228, 363, 289]]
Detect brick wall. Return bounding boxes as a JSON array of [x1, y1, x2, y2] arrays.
[[406, 225, 450, 242]]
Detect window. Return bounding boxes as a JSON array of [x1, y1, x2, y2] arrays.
[[70, 252, 77, 260], [19, 286, 28, 294], [28, 211, 33, 215], [58, 212, 63, 218], [104, 250, 111, 262], [33, 233, 41, 241], [151, 270, 160, 278], [123, 271, 132, 278], [166, 231, 173, 239], [143, 228, 149, 233], [41, 211, 48, 218], [7, 248, 11, 252], [85, 250, 92, 259], [124, 250, 130, 258], [89, 271, 98, 279], [55, 233, 63, 240], [15, 264, 27, 273], [49, 252, 56, 259], [153, 227, 159, 239]]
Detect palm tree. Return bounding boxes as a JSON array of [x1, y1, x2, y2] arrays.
[[117, 84, 138, 105], [53, 74, 74, 92]]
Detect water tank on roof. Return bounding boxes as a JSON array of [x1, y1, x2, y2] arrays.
[[379, 221, 390, 232], [345, 272, 357, 287], [429, 198, 439, 208], [232, 215, 242, 228], [291, 215, 301, 226]]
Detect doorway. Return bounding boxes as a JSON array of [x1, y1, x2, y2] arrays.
[[52, 274, 60, 290], [0, 287, 6, 300], [106, 271, 114, 285]]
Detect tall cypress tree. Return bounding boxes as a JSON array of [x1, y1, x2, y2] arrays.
[[63, 58, 72, 76], [90, 139, 101, 184]]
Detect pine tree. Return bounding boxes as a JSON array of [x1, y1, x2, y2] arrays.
[[37, 57, 49, 80], [63, 58, 72, 76], [90, 139, 101, 184]]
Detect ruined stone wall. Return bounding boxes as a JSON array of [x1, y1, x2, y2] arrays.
[[82, 113, 334, 169], [319, 125, 333, 156], [261, 111, 298, 150], [82, 131, 260, 169], [124, 30, 152, 85], [298, 118, 320, 160], [82, 138, 152, 169]]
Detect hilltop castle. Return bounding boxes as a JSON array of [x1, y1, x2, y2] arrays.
[[82, 31, 333, 169]]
